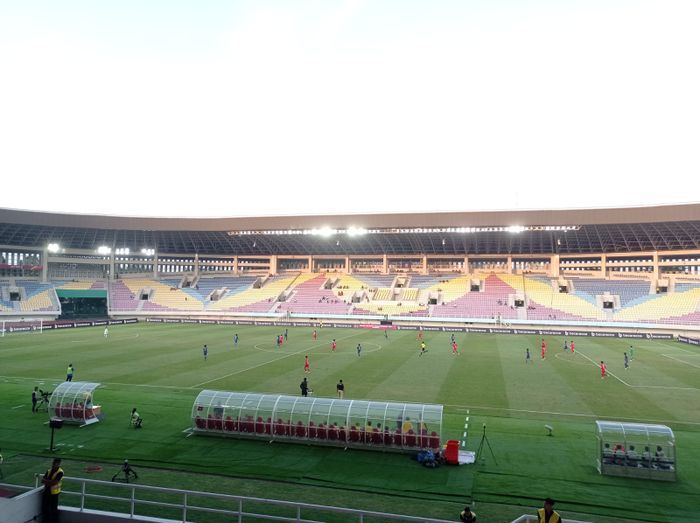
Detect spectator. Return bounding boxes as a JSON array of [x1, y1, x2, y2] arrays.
[[537, 498, 561, 523], [459, 506, 477, 522]]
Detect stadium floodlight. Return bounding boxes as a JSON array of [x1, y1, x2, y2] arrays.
[[141, 248, 155, 256], [347, 227, 367, 237], [506, 225, 526, 234], [47, 243, 60, 253], [312, 227, 335, 237], [115, 248, 130, 256], [97, 246, 112, 255]]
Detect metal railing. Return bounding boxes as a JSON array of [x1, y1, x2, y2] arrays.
[[510, 516, 592, 523], [36, 475, 457, 523]]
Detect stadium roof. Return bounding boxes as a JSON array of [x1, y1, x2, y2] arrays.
[[1, 205, 700, 256]]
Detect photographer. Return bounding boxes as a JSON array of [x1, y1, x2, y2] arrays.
[[112, 459, 138, 483], [131, 408, 143, 429]]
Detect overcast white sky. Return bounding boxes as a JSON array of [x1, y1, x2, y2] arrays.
[[1, 1, 698, 218]]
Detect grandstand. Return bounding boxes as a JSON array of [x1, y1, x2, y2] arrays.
[[3, 204, 700, 523], [1, 205, 700, 325]]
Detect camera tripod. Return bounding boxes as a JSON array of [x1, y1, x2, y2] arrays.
[[476, 424, 498, 465], [112, 461, 138, 483]]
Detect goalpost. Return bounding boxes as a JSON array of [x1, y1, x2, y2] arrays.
[[0, 319, 44, 336]]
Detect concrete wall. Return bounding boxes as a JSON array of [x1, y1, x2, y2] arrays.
[[0, 486, 42, 523]]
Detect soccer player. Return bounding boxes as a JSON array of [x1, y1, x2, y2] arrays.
[[570, 340, 575, 354], [104, 327, 109, 338], [331, 339, 337, 352], [202, 345, 208, 361], [601, 360, 607, 379], [419, 341, 427, 356], [451, 333, 456, 344], [417, 329, 424, 341], [234, 333, 238, 347], [452, 341, 459, 355], [629, 345, 635, 360], [563, 340, 568, 352], [384, 329, 389, 339], [276, 335, 281, 349], [284, 328, 288, 341], [66, 364, 74, 382], [304, 355, 310, 373], [356, 343, 362, 357], [312, 330, 317, 340], [624, 352, 630, 370], [278, 334, 284, 346], [526, 348, 532, 364], [540, 339, 547, 360]]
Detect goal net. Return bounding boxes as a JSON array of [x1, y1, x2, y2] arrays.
[[0, 320, 44, 336]]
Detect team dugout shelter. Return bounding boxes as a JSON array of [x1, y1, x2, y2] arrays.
[[192, 390, 442, 452], [49, 381, 102, 426], [596, 420, 676, 481]]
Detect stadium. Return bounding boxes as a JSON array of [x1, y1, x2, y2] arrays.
[[1, 203, 699, 523]]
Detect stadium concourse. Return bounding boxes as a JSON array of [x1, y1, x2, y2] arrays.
[[1, 204, 700, 522]]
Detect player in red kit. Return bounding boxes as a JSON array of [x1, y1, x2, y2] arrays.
[[312, 330, 317, 340], [570, 340, 575, 354], [600, 361, 606, 379], [304, 355, 310, 373], [452, 341, 459, 355], [540, 338, 547, 360], [331, 339, 337, 352]]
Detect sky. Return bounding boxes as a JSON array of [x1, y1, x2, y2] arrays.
[[0, 0, 698, 218]]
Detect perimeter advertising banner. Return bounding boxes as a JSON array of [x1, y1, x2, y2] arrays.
[[140, 317, 675, 340]]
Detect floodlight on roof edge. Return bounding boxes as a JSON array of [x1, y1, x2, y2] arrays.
[[47, 243, 60, 253], [97, 246, 111, 255]]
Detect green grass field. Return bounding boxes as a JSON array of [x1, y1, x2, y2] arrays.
[[1, 322, 700, 522]]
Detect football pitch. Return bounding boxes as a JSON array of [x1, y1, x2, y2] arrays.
[[1, 322, 699, 522]]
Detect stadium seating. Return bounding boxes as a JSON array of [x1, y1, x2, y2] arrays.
[[431, 275, 518, 319], [614, 288, 700, 324], [207, 274, 299, 312], [116, 278, 204, 311], [277, 274, 351, 315], [15, 281, 60, 312], [570, 278, 651, 306], [516, 275, 607, 321]]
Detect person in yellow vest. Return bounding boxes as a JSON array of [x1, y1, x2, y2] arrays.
[[459, 505, 477, 522], [537, 498, 561, 523], [42, 457, 64, 523]]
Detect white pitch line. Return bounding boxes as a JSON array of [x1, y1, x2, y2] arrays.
[[193, 330, 368, 388], [11, 404, 25, 409], [575, 350, 632, 387], [0, 375, 195, 391], [446, 404, 700, 426], [662, 354, 700, 370], [575, 350, 700, 391]]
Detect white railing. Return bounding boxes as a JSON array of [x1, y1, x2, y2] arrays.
[[37, 475, 458, 523], [510, 516, 593, 523]]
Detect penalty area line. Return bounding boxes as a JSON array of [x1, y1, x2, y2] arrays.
[[662, 353, 700, 370]]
